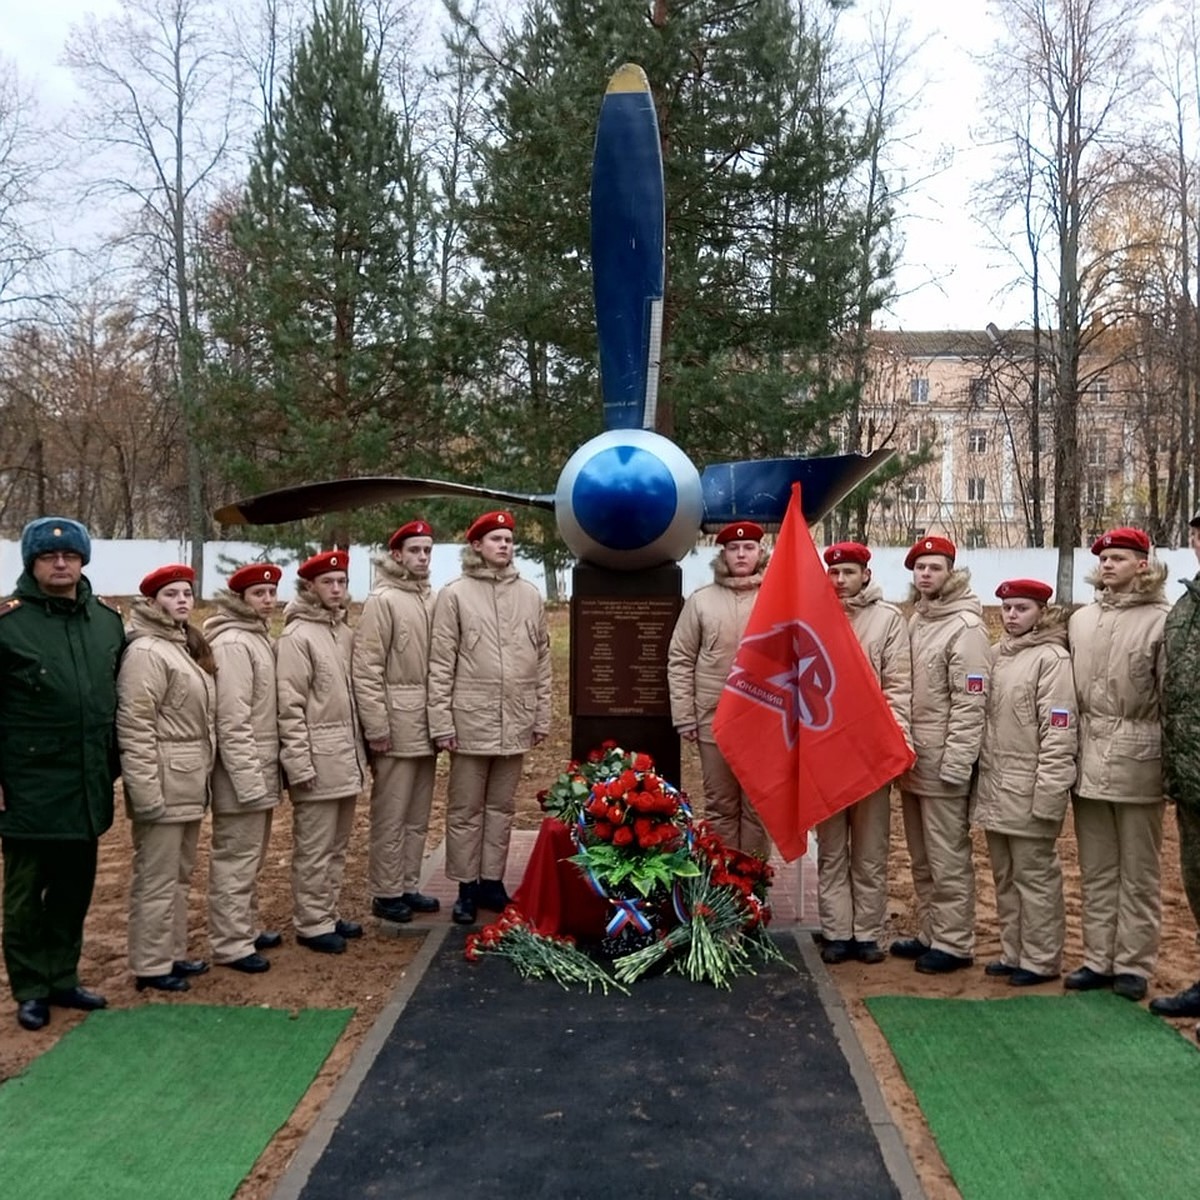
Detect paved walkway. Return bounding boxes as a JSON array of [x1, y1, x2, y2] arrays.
[[269, 837, 923, 1199]]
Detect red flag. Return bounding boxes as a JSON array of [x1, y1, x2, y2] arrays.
[[712, 484, 914, 861]]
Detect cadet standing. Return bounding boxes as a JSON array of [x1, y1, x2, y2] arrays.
[[428, 511, 551, 925], [817, 541, 911, 965], [891, 536, 990, 974], [119, 564, 216, 993], [204, 563, 284, 973], [668, 521, 772, 858], [0, 518, 123, 1031], [974, 579, 1076, 986], [277, 550, 367, 954], [353, 520, 440, 924], [1067, 527, 1169, 1001]]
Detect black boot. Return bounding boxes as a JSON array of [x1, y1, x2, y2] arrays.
[[476, 879, 511, 913], [452, 881, 478, 925]]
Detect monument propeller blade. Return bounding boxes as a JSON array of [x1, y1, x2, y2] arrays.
[[699, 449, 896, 531], [214, 476, 556, 527], [592, 63, 665, 434]]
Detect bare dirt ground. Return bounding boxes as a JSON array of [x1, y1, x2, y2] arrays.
[[2, 606, 1198, 1199]]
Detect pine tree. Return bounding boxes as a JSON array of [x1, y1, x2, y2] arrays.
[[200, 0, 436, 543], [446, 0, 887, 491]]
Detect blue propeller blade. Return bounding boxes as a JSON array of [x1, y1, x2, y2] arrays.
[[699, 449, 895, 529], [591, 64, 665, 433]]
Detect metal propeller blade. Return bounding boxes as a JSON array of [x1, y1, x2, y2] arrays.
[[699, 449, 896, 530], [214, 476, 556, 527]]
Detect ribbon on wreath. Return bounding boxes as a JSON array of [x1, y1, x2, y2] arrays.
[[606, 894, 653, 937]]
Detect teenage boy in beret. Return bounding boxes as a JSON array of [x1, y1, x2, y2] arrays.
[[816, 541, 911, 965], [891, 535, 990, 974], [203, 563, 285, 972], [668, 521, 772, 858], [277, 551, 367, 954], [974, 579, 1076, 986], [1067, 527, 1170, 1001], [428, 511, 551, 925], [353, 520, 441, 925], [1154, 512, 1200, 1020], [0, 518, 124, 1030]]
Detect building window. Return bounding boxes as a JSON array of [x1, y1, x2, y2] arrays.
[[910, 376, 929, 405], [966, 527, 987, 549], [968, 477, 986, 502], [968, 428, 987, 454], [1092, 376, 1110, 403], [907, 427, 921, 453], [969, 376, 990, 405], [1086, 433, 1106, 469], [902, 478, 927, 502], [1084, 473, 1106, 510]]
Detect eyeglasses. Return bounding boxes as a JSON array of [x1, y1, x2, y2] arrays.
[[36, 552, 83, 564]]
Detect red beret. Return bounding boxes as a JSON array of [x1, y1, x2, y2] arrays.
[[140, 563, 195, 597], [297, 550, 348, 580], [466, 510, 515, 543], [823, 541, 871, 567], [715, 521, 765, 545], [228, 563, 282, 593], [1091, 527, 1151, 556], [995, 578, 1053, 603], [388, 519, 434, 550], [904, 535, 956, 570]]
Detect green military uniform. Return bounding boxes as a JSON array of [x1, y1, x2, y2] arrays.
[[0, 571, 124, 1002], [1163, 574, 1200, 925]]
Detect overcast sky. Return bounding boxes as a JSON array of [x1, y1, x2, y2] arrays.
[[3, 0, 1028, 332]]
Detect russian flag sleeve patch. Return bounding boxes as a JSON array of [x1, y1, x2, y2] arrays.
[[1050, 708, 1072, 729], [966, 674, 986, 694]]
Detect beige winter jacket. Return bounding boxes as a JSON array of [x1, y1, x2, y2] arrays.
[[901, 569, 991, 799], [972, 611, 1077, 837], [1069, 563, 1170, 803], [276, 588, 366, 801], [427, 547, 551, 755], [117, 601, 216, 823], [668, 550, 768, 742], [842, 582, 913, 745], [352, 554, 436, 757], [203, 592, 281, 814]]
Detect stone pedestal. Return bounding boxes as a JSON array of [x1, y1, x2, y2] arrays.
[[569, 562, 682, 786]]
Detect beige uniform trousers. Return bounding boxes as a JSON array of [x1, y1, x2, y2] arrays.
[[128, 819, 201, 976], [900, 791, 975, 958], [291, 796, 357, 938], [368, 755, 436, 897], [985, 831, 1064, 976], [445, 753, 524, 883], [816, 786, 890, 943], [698, 741, 771, 859], [209, 808, 273, 963], [1072, 796, 1164, 979]]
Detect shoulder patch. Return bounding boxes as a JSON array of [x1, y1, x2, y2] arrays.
[[0, 597, 20, 616], [96, 596, 123, 617]]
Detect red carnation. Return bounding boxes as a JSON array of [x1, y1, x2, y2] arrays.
[[608, 803, 626, 824], [601, 739, 619, 751], [593, 821, 614, 841], [612, 826, 634, 847], [632, 752, 653, 771]]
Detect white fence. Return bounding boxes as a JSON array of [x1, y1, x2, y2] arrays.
[[1, 539, 1196, 604]]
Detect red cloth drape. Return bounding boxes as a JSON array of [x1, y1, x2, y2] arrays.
[[512, 818, 610, 940]]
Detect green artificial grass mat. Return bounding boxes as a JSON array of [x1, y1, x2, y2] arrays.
[[0, 1003, 353, 1200], [867, 991, 1200, 1200]]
